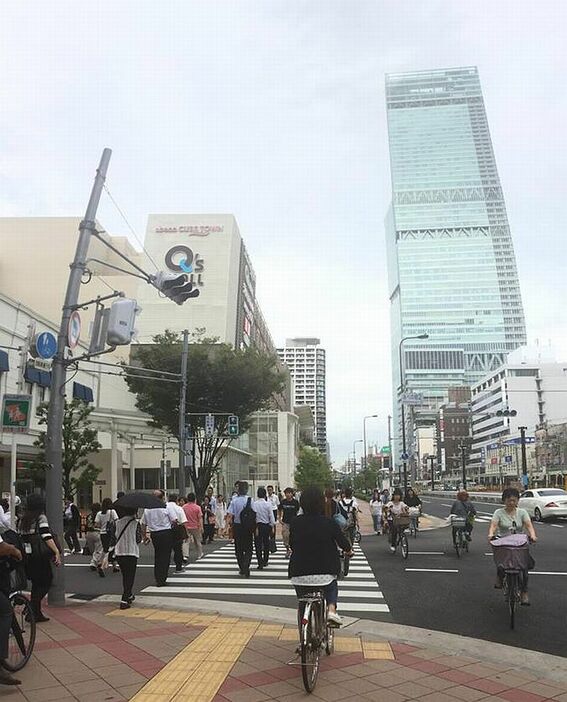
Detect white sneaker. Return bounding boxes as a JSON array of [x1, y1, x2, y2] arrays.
[[327, 612, 343, 627], [390, 546, 395, 553]]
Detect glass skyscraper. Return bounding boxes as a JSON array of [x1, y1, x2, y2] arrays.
[[385, 67, 526, 463]]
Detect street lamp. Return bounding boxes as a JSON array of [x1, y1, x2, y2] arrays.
[[352, 439, 363, 477], [363, 414, 379, 473], [398, 333, 429, 493]]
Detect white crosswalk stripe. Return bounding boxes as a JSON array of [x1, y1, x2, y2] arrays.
[[140, 541, 391, 619]]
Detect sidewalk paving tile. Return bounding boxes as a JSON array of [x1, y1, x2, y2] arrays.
[[445, 684, 492, 701], [522, 681, 567, 697], [497, 689, 547, 702], [389, 680, 439, 698]]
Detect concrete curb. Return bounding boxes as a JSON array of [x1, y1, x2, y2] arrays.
[[91, 594, 567, 683], [424, 491, 503, 505]]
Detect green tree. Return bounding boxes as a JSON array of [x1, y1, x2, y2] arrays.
[[124, 330, 286, 500], [294, 446, 333, 491], [353, 456, 380, 494], [31, 398, 102, 497]]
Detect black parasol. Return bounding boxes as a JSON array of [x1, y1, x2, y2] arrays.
[[113, 492, 164, 510]]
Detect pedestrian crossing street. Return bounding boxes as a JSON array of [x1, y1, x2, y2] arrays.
[[141, 541, 392, 620]]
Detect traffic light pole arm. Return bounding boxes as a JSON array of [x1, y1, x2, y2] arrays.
[[91, 230, 157, 286]]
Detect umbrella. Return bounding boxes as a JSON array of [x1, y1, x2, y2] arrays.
[[114, 492, 164, 510]]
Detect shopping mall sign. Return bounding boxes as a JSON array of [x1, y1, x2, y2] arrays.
[[1, 394, 32, 432], [155, 225, 224, 236]]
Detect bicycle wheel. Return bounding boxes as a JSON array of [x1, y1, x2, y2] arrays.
[[453, 530, 461, 559], [2, 594, 36, 672], [301, 604, 320, 693], [342, 553, 351, 577], [354, 530, 361, 544], [401, 532, 409, 560], [507, 573, 518, 630]]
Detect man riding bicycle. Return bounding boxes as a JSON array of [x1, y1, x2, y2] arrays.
[[337, 488, 358, 549], [450, 490, 477, 543]]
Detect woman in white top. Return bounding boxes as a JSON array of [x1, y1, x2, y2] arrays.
[[112, 507, 140, 610], [252, 487, 276, 570], [215, 495, 227, 537], [95, 498, 119, 572], [385, 489, 409, 552]]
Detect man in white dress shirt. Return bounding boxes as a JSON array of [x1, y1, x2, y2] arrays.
[[142, 490, 174, 587]]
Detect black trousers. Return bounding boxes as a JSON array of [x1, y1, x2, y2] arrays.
[[233, 524, 253, 575], [202, 524, 215, 543], [255, 523, 272, 567], [0, 591, 12, 660], [116, 556, 138, 603], [64, 528, 81, 552], [150, 529, 174, 585], [26, 560, 53, 616], [172, 539, 184, 570]]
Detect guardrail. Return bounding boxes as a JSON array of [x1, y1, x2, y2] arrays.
[[422, 491, 503, 504]]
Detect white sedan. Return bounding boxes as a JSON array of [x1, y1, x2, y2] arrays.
[[519, 488, 567, 522]]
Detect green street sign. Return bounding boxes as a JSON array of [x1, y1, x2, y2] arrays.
[[381, 446, 391, 454], [1, 394, 32, 432]]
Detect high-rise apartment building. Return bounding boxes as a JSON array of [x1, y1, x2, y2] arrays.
[[385, 67, 527, 464], [277, 338, 327, 454]]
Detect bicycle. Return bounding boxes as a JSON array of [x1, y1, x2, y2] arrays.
[[408, 508, 420, 538], [491, 533, 531, 630], [0, 591, 36, 672], [391, 515, 410, 559], [450, 516, 469, 558], [296, 589, 334, 693]]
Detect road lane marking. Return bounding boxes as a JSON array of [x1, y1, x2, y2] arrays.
[[550, 524, 564, 528], [143, 586, 385, 598], [164, 577, 382, 590], [405, 568, 458, 573], [408, 552, 445, 555], [441, 503, 452, 507], [530, 572, 567, 576]]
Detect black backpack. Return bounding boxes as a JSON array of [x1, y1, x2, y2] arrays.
[[239, 498, 256, 532]]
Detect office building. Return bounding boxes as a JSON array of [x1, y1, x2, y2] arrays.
[[385, 67, 527, 466], [277, 338, 327, 454], [470, 347, 567, 485]]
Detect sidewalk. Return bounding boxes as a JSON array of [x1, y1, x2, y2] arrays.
[[357, 499, 446, 533], [9, 600, 567, 702]]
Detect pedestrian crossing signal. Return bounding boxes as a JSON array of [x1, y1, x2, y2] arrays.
[[228, 415, 239, 436]]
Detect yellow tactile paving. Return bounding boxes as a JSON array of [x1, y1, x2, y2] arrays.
[[130, 619, 259, 702], [278, 627, 299, 641], [334, 636, 363, 652], [256, 623, 284, 638], [144, 610, 181, 621], [184, 614, 220, 626], [363, 641, 395, 659], [107, 607, 160, 618]]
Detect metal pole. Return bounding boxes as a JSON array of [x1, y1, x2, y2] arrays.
[[398, 340, 408, 494], [429, 455, 435, 491], [460, 444, 467, 490], [45, 148, 111, 606], [363, 419, 367, 475], [387, 414, 393, 488], [178, 330, 189, 497], [519, 426, 528, 489]]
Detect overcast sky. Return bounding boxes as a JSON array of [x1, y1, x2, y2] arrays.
[[2, 1, 567, 466]]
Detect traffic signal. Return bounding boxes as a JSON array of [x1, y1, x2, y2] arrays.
[[153, 271, 200, 305], [496, 408, 517, 417], [228, 415, 239, 436], [106, 298, 141, 346]]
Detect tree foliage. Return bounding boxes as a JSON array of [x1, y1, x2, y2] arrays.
[[294, 446, 333, 491], [31, 399, 102, 497], [353, 456, 380, 494], [124, 330, 286, 499]]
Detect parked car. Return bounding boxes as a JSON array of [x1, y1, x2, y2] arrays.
[[519, 488, 567, 521]]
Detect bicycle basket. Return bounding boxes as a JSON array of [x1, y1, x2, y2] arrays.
[[393, 515, 410, 528], [408, 507, 420, 517], [450, 517, 467, 528], [492, 534, 530, 570], [10, 565, 28, 592]]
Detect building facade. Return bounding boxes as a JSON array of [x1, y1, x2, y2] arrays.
[[470, 348, 567, 486], [385, 67, 527, 468], [277, 338, 327, 455]]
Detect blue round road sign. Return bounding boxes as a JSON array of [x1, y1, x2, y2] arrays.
[[34, 332, 57, 360]]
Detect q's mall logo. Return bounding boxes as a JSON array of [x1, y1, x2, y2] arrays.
[[165, 245, 205, 287]]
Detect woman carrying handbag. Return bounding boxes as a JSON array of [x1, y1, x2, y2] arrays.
[[18, 495, 61, 622]]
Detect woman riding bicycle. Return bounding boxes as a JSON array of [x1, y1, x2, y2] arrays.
[[450, 490, 477, 542], [487, 487, 537, 606], [288, 486, 353, 628], [385, 489, 409, 553]]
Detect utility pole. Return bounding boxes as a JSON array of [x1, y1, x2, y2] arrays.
[[459, 443, 467, 490], [45, 148, 111, 606], [519, 426, 529, 489], [429, 455, 435, 491], [387, 414, 393, 488], [178, 330, 189, 497]]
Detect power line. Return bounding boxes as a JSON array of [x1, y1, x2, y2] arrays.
[[103, 184, 159, 271]]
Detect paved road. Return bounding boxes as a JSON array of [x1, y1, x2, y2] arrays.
[[63, 496, 566, 656], [62, 538, 393, 622], [361, 494, 567, 657]]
